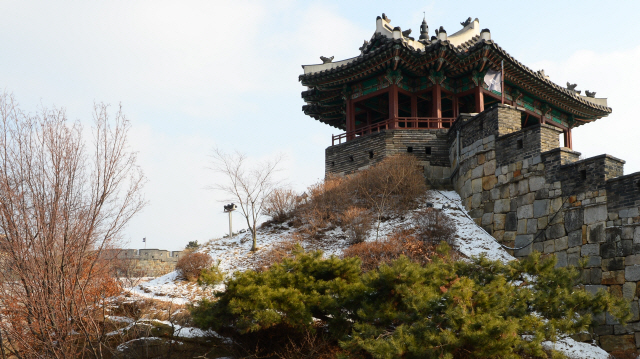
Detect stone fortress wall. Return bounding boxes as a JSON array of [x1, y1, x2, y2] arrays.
[[326, 104, 640, 353], [115, 249, 184, 278]]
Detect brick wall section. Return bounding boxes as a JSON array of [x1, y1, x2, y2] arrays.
[[325, 129, 450, 179], [607, 172, 640, 213]]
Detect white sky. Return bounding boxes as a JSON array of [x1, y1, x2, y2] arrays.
[[1, 1, 639, 251]]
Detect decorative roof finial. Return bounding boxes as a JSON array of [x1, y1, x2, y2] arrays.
[[566, 82, 581, 95], [320, 56, 334, 64], [419, 13, 429, 40], [382, 13, 391, 22], [461, 17, 472, 27], [585, 90, 596, 98]]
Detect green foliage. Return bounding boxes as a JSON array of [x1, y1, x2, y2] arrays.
[[197, 261, 224, 287], [185, 240, 199, 250], [191, 245, 630, 359]]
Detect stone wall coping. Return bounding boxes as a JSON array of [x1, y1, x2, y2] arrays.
[[558, 153, 626, 169], [496, 123, 562, 143], [606, 170, 640, 183], [541, 147, 582, 157]]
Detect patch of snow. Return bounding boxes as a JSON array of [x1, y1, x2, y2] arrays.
[[542, 337, 610, 359]]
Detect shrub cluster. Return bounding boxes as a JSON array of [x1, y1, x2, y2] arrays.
[[299, 154, 426, 240], [262, 188, 300, 223], [192, 247, 630, 359], [175, 252, 213, 281], [412, 207, 457, 245]]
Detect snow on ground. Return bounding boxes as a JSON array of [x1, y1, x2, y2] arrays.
[[128, 190, 514, 304], [542, 337, 610, 359]]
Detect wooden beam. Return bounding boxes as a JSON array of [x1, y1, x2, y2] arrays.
[[453, 94, 459, 119], [564, 129, 573, 149]]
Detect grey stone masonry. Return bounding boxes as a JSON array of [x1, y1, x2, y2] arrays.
[[324, 103, 640, 354]]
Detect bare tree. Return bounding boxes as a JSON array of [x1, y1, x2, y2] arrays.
[[210, 148, 282, 251], [0, 92, 146, 358]]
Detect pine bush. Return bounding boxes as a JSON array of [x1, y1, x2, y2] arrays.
[[192, 247, 630, 359]]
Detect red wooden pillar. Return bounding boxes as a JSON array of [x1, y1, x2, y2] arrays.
[[411, 94, 418, 128], [388, 85, 398, 129], [453, 94, 459, 119], [475, 87, 484, 113], [432, 84, 442, 128], [564, 129, 573, 149], [346, 98, 355, 140]]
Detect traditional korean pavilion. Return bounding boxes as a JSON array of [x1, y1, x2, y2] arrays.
[[299, 15, 611, 149]]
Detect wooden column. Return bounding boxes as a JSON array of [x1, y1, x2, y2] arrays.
[[432, 84, 442, 128], [388, 85, 398, 129], [346, 98, 355, 141], [475, 87, 484, 113], [411, 94, 418, 128], [453, 94, 459, 119], [564, 129, 573, 149]]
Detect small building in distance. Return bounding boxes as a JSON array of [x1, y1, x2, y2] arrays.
[[110, 248, 184, 277]]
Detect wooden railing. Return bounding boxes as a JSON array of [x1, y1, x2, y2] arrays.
[[332, 117, 455, 145]]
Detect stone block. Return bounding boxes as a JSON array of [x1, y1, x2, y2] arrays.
[[614, 324, 635, 335], [627, 254, 640, 266], [494, 199, 510, 213], [543, 240, 554, 253], [535, 188, 549, 200], [555, 251, 567, 268], [490, 188, 500, 200], [527, 218, 538, 234], [602, 270, 625, 285], [550, 197, 563, 212], [546, 223, 566, 240], [581, 243, 599, 257], [610, 285, 623, 298], [517, 179, 529, 195], [517, 219, 527, 235], [533, 241, 543, 252], [623, 226, 635, 240], [591, 268, 602, 284], [564, 208, 583, 233], [626, 265, 640, 281], [493, 230, 504, 242], [503, 231, 516, 243], [584, 285, 607, 295], [482, 213, 493, 226], [555, 236, 568, 251], [482, 175, 498, 191], [505, 212, 517, 231], [620, 240, 633, 257], [568, 252, 580, 266], [533, 199, 549, 218], [607, 227, 622, 243], [517, 204, 533, 219], [499, 185, 510, 199], [514, 235, 533, 256], [517, 193, 536, 207], [471, 165, 484, 179], [594, 325, 613, 336], [471, 178, 483, 194], [599, 335, 636, 353], [484, 201, 494, 213], [483, 160, 496, 176], [494, 214, 506, 230], [602, 257, 625, 271], [601, 242, 616, 259], [471, 193, 482, 208], [538, 216, 548, 230], [528, 176, 546, 192], [584, 205, 608, 225], [568, 230, 582, 247], [623, 282, 637, 300], [586, 255, 601, 268], [588, 223, 605, 244]]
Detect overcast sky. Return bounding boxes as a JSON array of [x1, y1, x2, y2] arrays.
[[1, 1, 639, 251]]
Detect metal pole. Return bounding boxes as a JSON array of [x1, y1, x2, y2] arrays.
[[228, 210, 233, 238]]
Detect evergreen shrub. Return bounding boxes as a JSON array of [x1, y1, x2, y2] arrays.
[[191, 246, 630, 358]]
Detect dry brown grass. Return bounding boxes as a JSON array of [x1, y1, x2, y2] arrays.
[[340, 206, 372, 244], [263, 188, 300, 223], [412, 207, 457, 246], [175, 252, 213, 281], [251, 234, 303, 272], [342, 229, 437, 272]]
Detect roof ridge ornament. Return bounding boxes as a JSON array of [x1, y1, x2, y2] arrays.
[[419, 13, 429, 40], [320, 56, 334, 64], [566, 82, 581, 95], [585, 90, 596, 98], [461, 17, 472, 27]]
